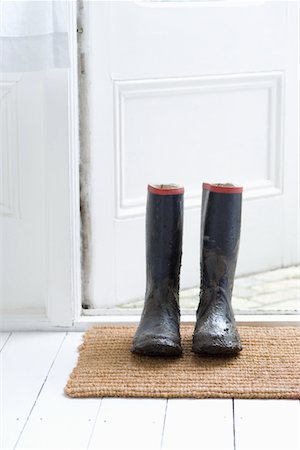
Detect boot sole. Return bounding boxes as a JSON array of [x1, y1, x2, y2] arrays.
[[192, 341, 242, 357], [192, 325, 242, 357], [131, 337, 182, 357]]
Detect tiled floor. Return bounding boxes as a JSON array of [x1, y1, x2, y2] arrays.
[[118, 265, 300, 315]]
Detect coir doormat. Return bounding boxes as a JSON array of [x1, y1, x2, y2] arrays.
[[65, 325, 300, 399]]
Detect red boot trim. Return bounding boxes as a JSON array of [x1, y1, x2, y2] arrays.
[[203, 183, 243, 194], [148, 184, 184, 195]]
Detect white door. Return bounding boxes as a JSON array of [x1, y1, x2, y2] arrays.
[[83, 1, 299, 309], [0, 1, 80, 326], [0, 69, 80, 326]]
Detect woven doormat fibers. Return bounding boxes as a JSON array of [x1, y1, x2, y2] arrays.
[[65, 325, 300, 399]]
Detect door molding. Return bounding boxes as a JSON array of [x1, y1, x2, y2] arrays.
[[0, 77, 21, 218], [114, 71, 284, 219]]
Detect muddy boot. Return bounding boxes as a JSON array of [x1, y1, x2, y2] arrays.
[[131, 184, 184, 356], [192, 183, 243, 356]]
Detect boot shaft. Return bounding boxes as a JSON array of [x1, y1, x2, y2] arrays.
[[193, 182, 243, 356], [146, 184, 184, 289], [201, 183, 243, 291]]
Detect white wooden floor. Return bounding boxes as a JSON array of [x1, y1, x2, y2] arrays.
[[1, 332, 300, 450]]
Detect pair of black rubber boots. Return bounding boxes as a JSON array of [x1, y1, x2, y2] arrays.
[[131, 182, 243, 357]]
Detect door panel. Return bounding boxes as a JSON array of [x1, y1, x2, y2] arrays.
[[0, 73, 46, 313], [84, 1, 299, 307]]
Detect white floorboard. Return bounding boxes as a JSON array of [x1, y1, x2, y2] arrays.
[[15, 333, 101, 450], [234, 399, 300, 450], [88, 398, 167, 450], [1, 332, 65, 450], [0, 332, 11, 352], [161, 399, 234, 450], [2, 332, 300, 450]]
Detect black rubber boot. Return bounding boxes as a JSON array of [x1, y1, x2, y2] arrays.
[[192, 183, 243, 356], [131, 184, 184, 356]]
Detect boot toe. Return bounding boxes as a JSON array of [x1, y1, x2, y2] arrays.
[[131, 334, 182, 356], [192, 329, 242, 356]]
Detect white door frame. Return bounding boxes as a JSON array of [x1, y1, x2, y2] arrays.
[[44, 1, 81, 327]]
